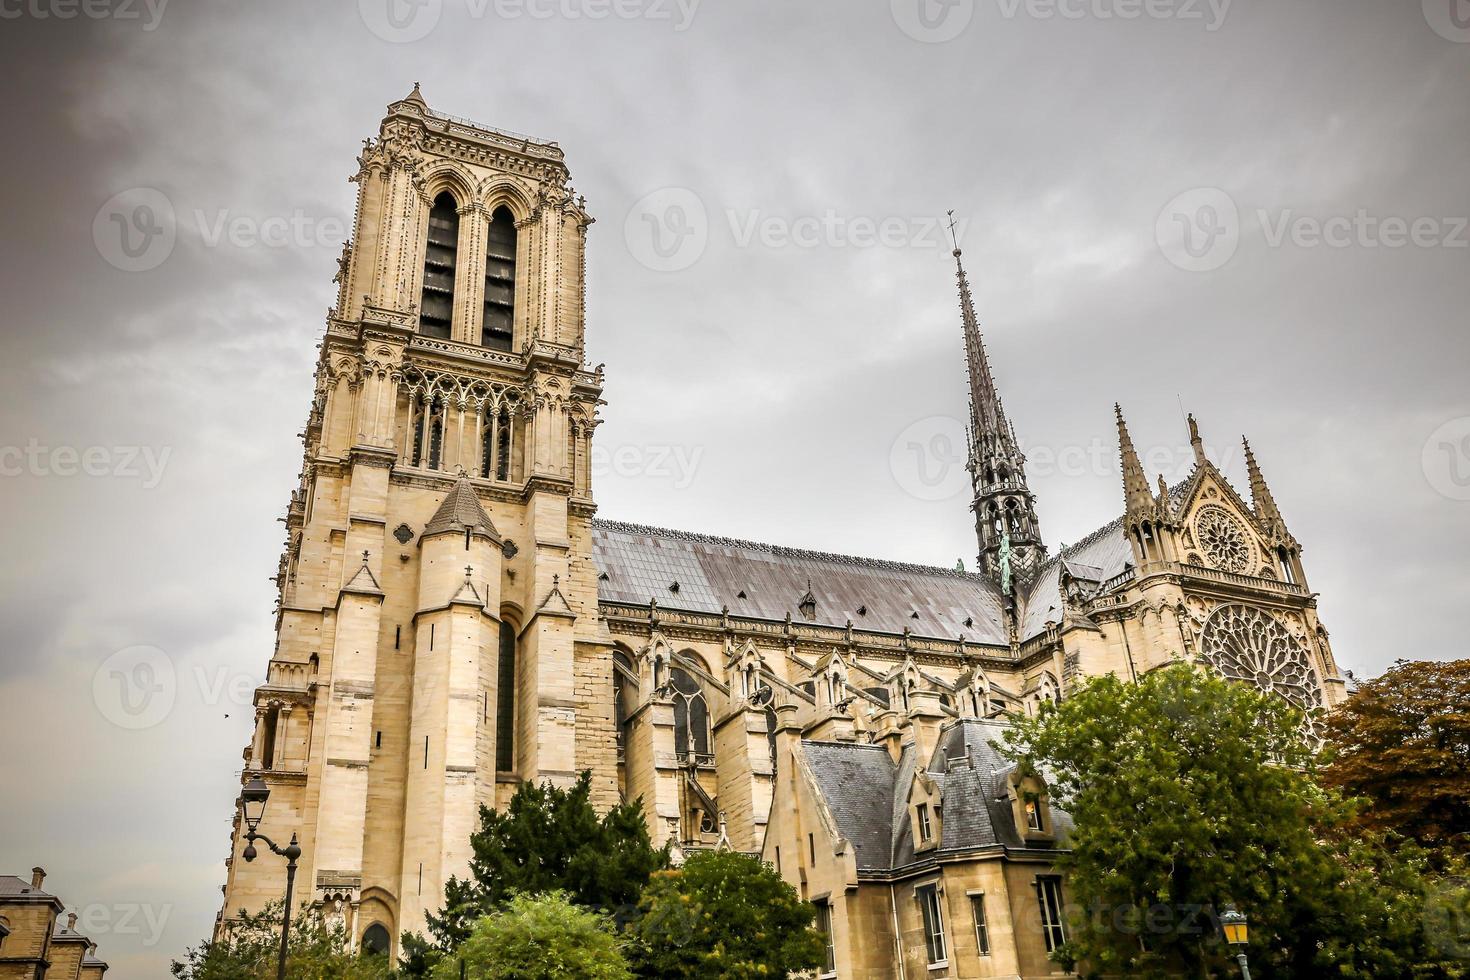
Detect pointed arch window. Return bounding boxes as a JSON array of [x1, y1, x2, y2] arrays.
[[420, 192, 458, 339], [482, 206, 517, 351], [613, 650, 636, 760], [495, 618, 517, 772], [478, 403, 514, 481], [1278, 547, 1297, 584], [412, 396, 445, 470], [669, 666, 710, 762]]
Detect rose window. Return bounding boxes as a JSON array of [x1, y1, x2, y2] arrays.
[[1195, 505, 1251, 573], [1199, 604, 1323, 725]]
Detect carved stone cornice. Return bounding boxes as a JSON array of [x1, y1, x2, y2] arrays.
[[348, 445, 398, 469], [599, 602, 1032, 672]]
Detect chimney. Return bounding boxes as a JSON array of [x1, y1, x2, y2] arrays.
[[907, 689, 946, 764], [31, 867, 45, 890]]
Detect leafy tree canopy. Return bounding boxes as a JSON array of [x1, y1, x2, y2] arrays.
[[430, 892, 631, 980], [422, 771, 667, 954], [1002, 663, 1469, 979], [625, 850, 825, 980], [172, 901, 393, 980], [1321, 658, 1470, 859]]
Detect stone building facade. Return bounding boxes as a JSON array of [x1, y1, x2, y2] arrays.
[[0, 868, 108, 980], [215, 88, 1348, 976]]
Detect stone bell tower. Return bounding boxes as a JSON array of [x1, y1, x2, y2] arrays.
[[216, 85, 615, 954]]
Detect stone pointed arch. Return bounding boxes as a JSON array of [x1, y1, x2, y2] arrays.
[[477, 174, 537, 221], [414, 159, 478, 208]]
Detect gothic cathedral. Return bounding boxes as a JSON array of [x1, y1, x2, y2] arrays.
[[217, 88, 1348, 977]]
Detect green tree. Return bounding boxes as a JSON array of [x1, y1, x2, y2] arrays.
[[431, 892, 631, 980], [626, 850, 825, 979], [1002, 663, 1465, 979], [1321, 658, 1470, 860], [421, 772, 667, 954], [172, 902, 394, 980]]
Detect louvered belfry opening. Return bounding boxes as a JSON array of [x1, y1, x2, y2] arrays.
[[482, 206, 517, 350], [419, 191, 458, 339]]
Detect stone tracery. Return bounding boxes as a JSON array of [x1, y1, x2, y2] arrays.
[[1194, 505, 1252, 573], [1198, 603, 1323, 730]]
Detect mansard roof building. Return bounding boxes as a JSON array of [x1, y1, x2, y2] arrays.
[[214, 87, 1348, 978]]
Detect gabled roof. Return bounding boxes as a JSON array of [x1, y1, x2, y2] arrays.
[[798, 719, 1072, 875], [423, 476, 501, 542], [591, 520, 1010, 644]]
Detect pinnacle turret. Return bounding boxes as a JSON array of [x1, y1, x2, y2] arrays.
[[1243, 437, 1285, 529], [1115, 404, 1155, 516]]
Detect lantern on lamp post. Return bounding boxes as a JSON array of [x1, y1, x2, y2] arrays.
[[239, 776, 301, 980], [1219, 905, 1252, 980]]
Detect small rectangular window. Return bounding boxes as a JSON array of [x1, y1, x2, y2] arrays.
[[815, 901, 836, 975], [1026, 799, 1043, 832], [916, 884, 947, 965], [971, 894, 990, 956], [375, 731, 382, 750], [1038, 876, 1067, 953], [916, 803, 933, 842], [808, 833, 816, 864]]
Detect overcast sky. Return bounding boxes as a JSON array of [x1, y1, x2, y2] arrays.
[[0, 1, 1465, 974]]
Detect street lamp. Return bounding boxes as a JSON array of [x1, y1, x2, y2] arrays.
[[1219, 905, 1252, 980], [239, 776, 301, 980]]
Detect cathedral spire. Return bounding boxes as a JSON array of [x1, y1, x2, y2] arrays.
[[947, 214, 1045, 589]]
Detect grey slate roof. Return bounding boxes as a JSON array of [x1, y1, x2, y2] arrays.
[[802, 742, 897, 870], [423, 476, 501, 541], [0, 875, 58, 901], [591, 520, 1011, 644], [798, 718, 1071, 875], [592, 475, 1196, 645]]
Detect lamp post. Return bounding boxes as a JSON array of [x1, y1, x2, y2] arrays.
[[1219, 905, 1252, 980], [239, 776, 301, 980]]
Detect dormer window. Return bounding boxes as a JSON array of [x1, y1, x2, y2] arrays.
[[916, 802, 933, 842]]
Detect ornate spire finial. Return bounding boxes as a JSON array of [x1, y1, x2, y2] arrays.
[[465, 564, 474, 580], [362, 550, 370, 565]]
